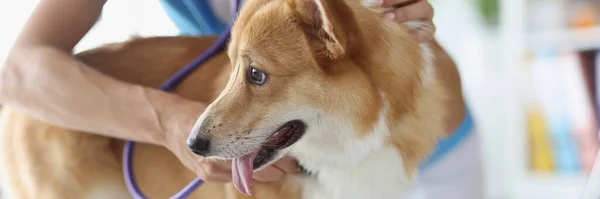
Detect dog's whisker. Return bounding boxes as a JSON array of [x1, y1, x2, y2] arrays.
[[240, 135, 271, 139]]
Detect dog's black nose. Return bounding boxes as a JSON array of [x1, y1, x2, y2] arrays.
[[188, 138, 210, 157]]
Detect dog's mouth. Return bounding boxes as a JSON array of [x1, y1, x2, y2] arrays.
[[231, 120, 306, 196], [253, 120, 306, 169]]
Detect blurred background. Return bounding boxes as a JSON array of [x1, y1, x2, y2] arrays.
[[1, 0, 600, 199]]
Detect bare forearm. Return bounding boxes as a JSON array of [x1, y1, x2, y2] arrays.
[[0, 46, 202, 145]]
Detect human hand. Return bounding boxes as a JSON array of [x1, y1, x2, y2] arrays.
[[169, 139, 300, 183], [364, 0, 436, 43], [170, 146, 300, 183], [162, 101, 299, 183]]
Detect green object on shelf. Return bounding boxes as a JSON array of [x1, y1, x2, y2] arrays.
[[475, 0, 499, 27], [430, 0, 499, 27]]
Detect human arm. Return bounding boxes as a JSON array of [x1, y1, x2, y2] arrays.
[[0, 0, 197, 147], [0, 0, 298, 183]]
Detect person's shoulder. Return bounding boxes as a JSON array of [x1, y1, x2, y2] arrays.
[[207, 0, 235, 23]]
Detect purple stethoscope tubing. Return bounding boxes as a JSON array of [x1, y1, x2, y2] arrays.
[[122, 0, 242, 198]]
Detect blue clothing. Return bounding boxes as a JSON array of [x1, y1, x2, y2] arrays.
[[157, 0, 475, 172], [419, 107, 474, 171], [159, 0, 228, 36]]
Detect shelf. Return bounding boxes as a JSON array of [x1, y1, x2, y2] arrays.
[[526, 26, 600, 52], [513, 173, 589, 199]]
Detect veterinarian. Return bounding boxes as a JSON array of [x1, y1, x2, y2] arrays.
[[0, 0, 480, 198]]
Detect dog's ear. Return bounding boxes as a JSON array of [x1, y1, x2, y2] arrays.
[[287, 0, 358, 60]]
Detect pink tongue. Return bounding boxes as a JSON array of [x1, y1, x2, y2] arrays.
[[232, 152, 257, 196]]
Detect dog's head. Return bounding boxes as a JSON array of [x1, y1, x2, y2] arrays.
[[187, 0, 442, 195]]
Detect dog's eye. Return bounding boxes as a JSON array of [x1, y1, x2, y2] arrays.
[[247, 67, 268, 85]]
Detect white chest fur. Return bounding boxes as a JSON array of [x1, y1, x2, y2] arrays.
[[283, 93, 416, 199], [299, 145, 415, 199]]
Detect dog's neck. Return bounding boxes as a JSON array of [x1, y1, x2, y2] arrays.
[[287, 92, 416, 199], [288, 21, 439, 199], [301, 146, 416, 199], [286, 3, 440, 198]]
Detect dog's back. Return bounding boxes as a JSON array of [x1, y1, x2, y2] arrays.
[[0, 36, 228, 199]]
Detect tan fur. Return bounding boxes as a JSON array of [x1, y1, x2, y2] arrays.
[[0, 0, 465, 198]]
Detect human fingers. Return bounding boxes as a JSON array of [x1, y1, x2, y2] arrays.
[[384, 0, 417, 7], [362, 0, 421, 8], [196, 158, 232, 183], [252, 165, 285, 182], [381, 0, 436, 43], [382, 0, 434, 23]]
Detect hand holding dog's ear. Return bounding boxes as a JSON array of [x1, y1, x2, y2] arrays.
[[364, 0, 436, 43]]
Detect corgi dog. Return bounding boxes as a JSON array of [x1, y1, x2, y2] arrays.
[[0, 0, 469, 198]]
